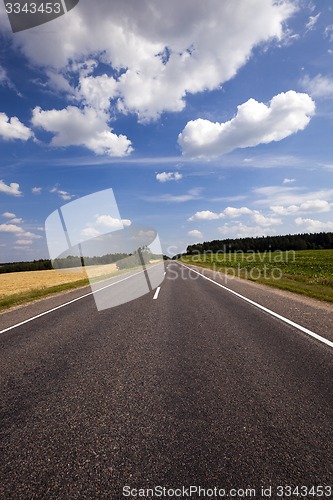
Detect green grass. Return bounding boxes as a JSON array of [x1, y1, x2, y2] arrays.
[[180, 249, 333, 303]]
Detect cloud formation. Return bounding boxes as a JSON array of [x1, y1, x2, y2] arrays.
[[14, 0, 295, 121], [0, 180, 22, 196], [188, 229, 203, 239], [32, 106, 133, 157], [156, 172, 183, 183], [0, 112, 33, 141], [301, 74, 333, 99], [178, 91, 315, 157]]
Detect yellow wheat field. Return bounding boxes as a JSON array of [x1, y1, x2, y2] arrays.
[[0, 263, 118, 298]]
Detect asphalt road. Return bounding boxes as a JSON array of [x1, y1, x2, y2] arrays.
[[0, 262, 332, 499]]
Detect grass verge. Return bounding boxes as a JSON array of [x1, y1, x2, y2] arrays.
[[180, 249, 333, 303]]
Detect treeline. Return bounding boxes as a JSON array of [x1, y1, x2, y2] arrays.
[[1, 251, 167, 274], [181, 232, 333, 257], [0, 259, 53, 274]]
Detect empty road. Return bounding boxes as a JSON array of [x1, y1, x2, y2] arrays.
[[1, 262, 332, 498]]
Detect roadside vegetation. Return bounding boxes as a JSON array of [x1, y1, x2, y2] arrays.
[[180, 249, 333, 303]]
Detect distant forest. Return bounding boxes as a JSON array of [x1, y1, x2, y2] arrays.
[[180, 232, 333, 257], [0, 253, 129, 274], [0, 250, 166, 274]]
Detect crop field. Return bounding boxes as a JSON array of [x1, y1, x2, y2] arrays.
[[0, 263, 121, 312], [180, 249, 333, 303]]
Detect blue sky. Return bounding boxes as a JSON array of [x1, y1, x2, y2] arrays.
[[0, 0, 333, 261]]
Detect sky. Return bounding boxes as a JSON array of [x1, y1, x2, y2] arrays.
[[0, 0, 333, 261]]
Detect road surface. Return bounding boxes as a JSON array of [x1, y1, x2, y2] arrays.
[[1, 262, 332, 498]]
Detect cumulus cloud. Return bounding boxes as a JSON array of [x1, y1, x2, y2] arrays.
[[188, 229, 203, 239], [300, 74, 333, 99], [2, 212, 16, 218], [81, 215, 132, 238], [179, 91, 315, 157], [0, 180, 22, 196], [32, 187, 42, 194], [32, 106, 133, 157], [218, 223, 277, 238], [188, 207, 282, 228], [156, 172, 183, 183], [283, 178, 296, 184], [188, 210, 222, 221], [0, 112, 33, 141], [96, 215, 132, 228], [0, 224, 24, 233], [271, 199, 332, 215], [295, 217, 333, 232], [14, 0, 295, 121]]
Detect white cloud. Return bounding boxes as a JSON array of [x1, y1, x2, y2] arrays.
[[9, 218, 23, 224], [0, 180, 22, 196], [0, 112, 33, 141], [50, 187, 75, 201], [188, 229, 203, 239], [32, 106, 133, 157], [305, 13, 320, 31], [188, 206, 282, 228], [224, 206, 252, 218], [15, 0, 295, 121], [178, 91, 315, 157], [78, 74, 118, 111], [22, 231, 42, 239], [188, 210, 222, 221], [218, 223, 277, 238], [0, 224, 24, 233], [96, 215, 132, 228], [15, 239, 33, 245], [2, 212, 16, 218], [32, 187, 42, 194], [271, 199, 332, 215], [300, 74, 333, 99], [81, 215, 132, 238], [251, 211, 282, 226], [295, 217, 333, 232], [156, 172, 183, 183], [283, 178, 296, 184]]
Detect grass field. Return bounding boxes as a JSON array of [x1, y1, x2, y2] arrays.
[[180, 249, 333, 303]]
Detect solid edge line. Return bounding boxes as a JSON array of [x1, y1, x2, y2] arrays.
[[153, 287, 161, 300], [180, 263, 333, 350], [0, 266, 155, 335]]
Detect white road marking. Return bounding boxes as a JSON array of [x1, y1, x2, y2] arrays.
[[153, 287, 161, 300], [0, 266, 157, 335], [180, 263, 333, 350]]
